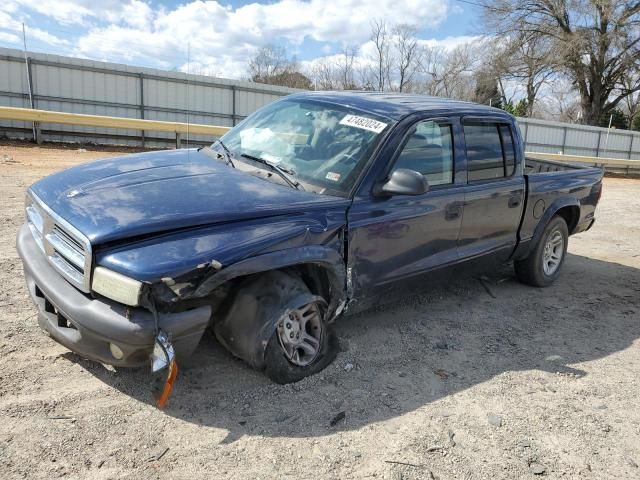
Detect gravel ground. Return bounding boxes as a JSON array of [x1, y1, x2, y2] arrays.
[[1, 142, 639, 480]]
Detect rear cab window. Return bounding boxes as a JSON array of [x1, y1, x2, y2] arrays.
[[463, 122, 516, 182]]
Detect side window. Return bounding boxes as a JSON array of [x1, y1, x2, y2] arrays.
[[393, 121, 454, 186], [499, 125, 516, 176], [464, 123, 505, 181], [464, 123, 517, 180]]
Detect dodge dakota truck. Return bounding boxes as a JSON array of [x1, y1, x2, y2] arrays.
[[17, 92, 603, 401]]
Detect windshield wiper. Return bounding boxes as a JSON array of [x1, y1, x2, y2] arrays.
[[239, 153, 304, 191], [214, 140, 235, 168]]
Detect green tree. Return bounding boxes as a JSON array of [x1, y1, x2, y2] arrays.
[[599, 109, 629, 130], [500, 99, 529, 117], [475, 71, 502, 109]]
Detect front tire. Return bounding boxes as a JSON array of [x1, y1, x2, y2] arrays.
[[214, 271, 338, 384], [264, 296, 338, 384], [515, 216, 569, 287]]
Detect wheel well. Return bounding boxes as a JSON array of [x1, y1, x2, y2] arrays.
[[289, 264, 336, 304], [555, 205, 580, 234], [210, 265, 344, 368], [210, 263, 344, 322]]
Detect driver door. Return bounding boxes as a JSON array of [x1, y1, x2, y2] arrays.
[[346, 118, 465, 305]]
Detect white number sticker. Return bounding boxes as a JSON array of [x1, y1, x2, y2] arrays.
[[339, 115, 388, 134]]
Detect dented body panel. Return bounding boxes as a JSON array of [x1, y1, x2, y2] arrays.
[[30, 148, 349, 245], [95, 203, 348, 282], [17, 92, 604, 368]]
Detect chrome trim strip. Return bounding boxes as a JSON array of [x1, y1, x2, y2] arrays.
[[27, 222, 44, 252], [46, 232, 85, 269], [26, 205, 43, 233], [27, 190, 93, 292], [50, 253, 85, 284]]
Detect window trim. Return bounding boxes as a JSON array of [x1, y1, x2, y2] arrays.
[[384, 117, 456, 191], [462, 118, 517, 184], [498, 124, 516, 177]]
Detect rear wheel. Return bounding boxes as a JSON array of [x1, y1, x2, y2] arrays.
[[515, 216, 569, 287]]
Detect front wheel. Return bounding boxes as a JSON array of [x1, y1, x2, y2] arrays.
[[515, 216, 569, 287], [264, 296, 338, 384], [214, 271, 338, 385]]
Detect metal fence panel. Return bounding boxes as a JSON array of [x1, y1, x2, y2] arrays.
[[0, 47, 299, 147], [2, 46, 640, 159], [517, 117, 640, 161]]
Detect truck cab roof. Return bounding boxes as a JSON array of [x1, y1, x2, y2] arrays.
[[287, 91, 514, 122]]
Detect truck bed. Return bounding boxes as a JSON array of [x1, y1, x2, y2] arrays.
[[518, 157, 604, 247], [524, 157, 587, 174]]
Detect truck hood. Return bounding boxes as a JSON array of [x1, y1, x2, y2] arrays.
[[30, 148, 349, 245]]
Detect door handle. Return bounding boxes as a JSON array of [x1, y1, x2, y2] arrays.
[[445, 202, 463, 220], [508, 196, 521, 208]]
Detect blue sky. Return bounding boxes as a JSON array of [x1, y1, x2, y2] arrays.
[[0, 1, 482, 77]]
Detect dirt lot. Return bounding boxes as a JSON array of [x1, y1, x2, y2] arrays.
[[1, 142, 639, 480]]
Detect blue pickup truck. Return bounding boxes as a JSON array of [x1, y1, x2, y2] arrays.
[[18, 92, 603, 394]]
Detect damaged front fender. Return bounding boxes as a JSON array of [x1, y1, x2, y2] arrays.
[[213, 270, 328, 369]]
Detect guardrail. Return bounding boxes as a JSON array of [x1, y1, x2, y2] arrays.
[[525, 151, 639, 167], [525, 151, 640, 174], [1, 106, 640, 174], [0, 106, 231, 147]]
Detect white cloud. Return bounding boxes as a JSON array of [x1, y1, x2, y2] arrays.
[[28, 27, 69, 46], [0, 10, 23, 31], [3, 0, 460, 78], [0, 8, 68, 47], [421, 35, 482, 50], [12, 0, 122, 25], [0, 31, 21, 44], [0, 1, 20, 14], [119, 0, 154, 29]]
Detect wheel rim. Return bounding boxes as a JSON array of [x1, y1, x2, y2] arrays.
[[542, 229, 564, 276], [276, 301, 323, 366]]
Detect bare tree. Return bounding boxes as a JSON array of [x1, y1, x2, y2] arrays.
[[393, 24, 420, 92], [249, 44, 289, 81], [536, 78, 582, 122], [248, 45, 312, 89], [336, 46, 358, 90], [620, 71, 640, 129], [490, 34, 556, 116], [415, 45, 446, 95], [418, 44, 479, 100], [309, 57, 337, 90], [482, 0, 640, 126], [370, 19, 391, 91]]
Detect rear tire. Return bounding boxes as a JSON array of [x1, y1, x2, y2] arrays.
[[515, 216, 569, 287]]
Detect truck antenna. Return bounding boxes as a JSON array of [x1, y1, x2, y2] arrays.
[[186, 42, 191, 160]]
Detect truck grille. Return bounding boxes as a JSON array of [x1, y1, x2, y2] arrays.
[[26, 192, 92, 292]]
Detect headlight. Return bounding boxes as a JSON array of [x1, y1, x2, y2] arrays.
[[92, 267, 142, 306]]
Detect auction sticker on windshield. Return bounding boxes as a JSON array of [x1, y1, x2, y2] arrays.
[[339, 115, 388, 134]]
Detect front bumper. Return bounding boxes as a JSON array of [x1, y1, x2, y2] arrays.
[[17, 224, 211, 367]]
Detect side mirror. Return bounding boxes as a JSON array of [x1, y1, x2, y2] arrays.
[[374, 168, 429, 197]]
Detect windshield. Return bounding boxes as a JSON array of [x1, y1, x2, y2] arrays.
[[216, 98, 393, 196]]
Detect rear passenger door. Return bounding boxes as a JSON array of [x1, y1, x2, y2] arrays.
[[457, 120, 525, 262]]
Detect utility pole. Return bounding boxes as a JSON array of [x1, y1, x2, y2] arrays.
[[22, 23, 38, 142]]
